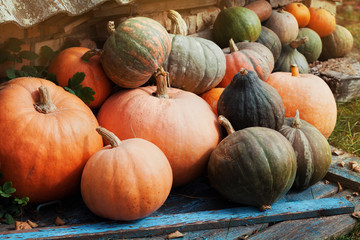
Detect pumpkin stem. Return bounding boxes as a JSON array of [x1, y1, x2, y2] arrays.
[[154, 67, 169, 99], [289, 37, 309, 49], [107, 21, 116, 34], [291, 110, 302, 129], [259, 205, 271, 211], [168, 10, 188, 36], [81, 49, 104, 62], [34, 86, 57, 114], [229, 38, 239, 53], [290, 64, 300, 77], [218, 115, 236, 135], [96, 127, 121, 148], [239, 68, 248, 76]]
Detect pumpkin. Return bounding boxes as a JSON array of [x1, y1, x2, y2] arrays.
[[97, 68, 222, 187], [162, 10, 226, 95], [284, 2, 311, 27], [218, 39, 274, 87], [296, 28, 322, 63], [0, 78, 103, 203], [208, 115, 296, 210], [217, 68, 285, 131], [212, 7, 261, 48], [266, 64, 337, 138], [319, 24, 354, 61], [275, 37, 309, 73], [48, 47, 113, 109], [279, 110, 331, 190], [264, 9, 299, 44], [256, 26, 282, 62], [200, 87, 225, 115], [307, 7, 336, 37], [245, 0, 273, 22], [81, 127, 172, 221], [101, 17, 171, 88]]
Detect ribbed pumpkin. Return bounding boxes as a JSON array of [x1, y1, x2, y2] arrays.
[[296, 28, 322, 63], [208, 116, 297, 210], [200, 87, 225, 116], [0, 78, 103, 203], [48, 47, 113, 109], [101, 17, 171, 88], [284, 2, 310, 27], [319, 24, 354, 60], [264, 9, 299, 44], [97, 68, 222, 187], [212, 7, 261, 48], [256, 26, 282, 62], [217, 68, 285, 131], [307, 7, 336, 37], [279, 110, 331, 190], [218, 39, 274, 87], [245, 0, 273, 22], [275, 37, 309, 73], [266, 64, 337, 138], [81, 127, 172, 221], [162, 10, 226, 94]]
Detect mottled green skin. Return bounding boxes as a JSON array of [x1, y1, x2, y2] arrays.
[[280, 117, 331, 190], [208, 127, 297, 208], [212, 7, 261, 48], [274, 45, 309, 73], [297, 28, 322, 63], [217, 70, 285, 131], [101, 17, 171, 88]]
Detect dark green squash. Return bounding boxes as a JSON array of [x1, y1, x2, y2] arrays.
[[208, 116, 297, 210], [297, 28, 322, 63], [217, 68, 285, 131], [256, 26, 282, 62], [279, 110, 331, 190], [274, 37, 309, 73], [212, 7, 261, 48]]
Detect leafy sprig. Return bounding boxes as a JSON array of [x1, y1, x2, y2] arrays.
[[64, 72, 95, 105]]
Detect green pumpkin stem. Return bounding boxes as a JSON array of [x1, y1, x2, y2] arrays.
[[34, 86, 57, 114], [81, 49, 104, 63], [154, 67, 169, 99], [290, 64, 300, 77], [96, 127, 121, 147], [291, 110, 302, 129], [107, 21, 116, 34], [289, 37, 309, 49], [168, 10, 188, 36], [229, 38, 239, 53], [218, 115, 235, 135]]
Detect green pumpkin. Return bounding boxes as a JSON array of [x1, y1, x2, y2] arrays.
[[208, 116, 297, 210], [297, 28, 322, 63], [256, 26, 282, 62], [212, 7, 261, 48]]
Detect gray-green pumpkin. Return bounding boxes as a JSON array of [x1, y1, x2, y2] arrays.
[[256, 26, 282, 62], [297, 28, 322, 63]]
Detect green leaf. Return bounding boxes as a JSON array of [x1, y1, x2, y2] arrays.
[[15, 55, 23, 63], [77, 87, 95, 105], [18, 51, 39, 61], [68, 72, 85, 88], [3, 213, 14, 225], [64, 87, 76, 95], [2, 182, 15, 194], [0, 49, 11, 63], [21, 65, 39, 77], [6, 68, 16, 79], [14, 196, 29, 206], [0, 207, 5, 218], [40, 45, 56, 62], [5, 38, 24, 53]]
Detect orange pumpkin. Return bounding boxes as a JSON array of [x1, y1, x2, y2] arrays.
[[81, 127, 172, 221], [245, 0, 273, 22], [97, 68, 222, 187], [0, 77, 103, 203], [284, 2, 310, 27], [307, 7, 336, 37], [266, 64, 337, 138], [200, 87, 225, 115], [48, 47, 113, 109]]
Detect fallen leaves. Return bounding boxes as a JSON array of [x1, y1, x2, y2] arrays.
[[167, 230, 185, 239]]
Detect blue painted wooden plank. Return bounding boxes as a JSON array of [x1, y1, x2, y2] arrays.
[[326, 156, 360, 191], [0, 197, 354, 240]]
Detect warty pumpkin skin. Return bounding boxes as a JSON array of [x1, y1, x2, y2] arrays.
[[81, 127, 172, 221], [296, 28, 322, 63], [97, 68, 222, 187], [284, 2, 311, 27], [266, 65, 337, 138], [256, 26, 282, 62], [0, 77, 103, 203], [48, 47, 113, 109], [101, 17, 171, 88], [217, 69, 285, 131], [280, 111, 331, 190], [307, 7, 336, 37], [245, 0, 273, 22], [208, 116, 297, 210]]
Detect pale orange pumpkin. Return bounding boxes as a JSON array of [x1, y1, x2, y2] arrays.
[[200, 87, 225, 116], [284, 2, 311, 27], [307, 7, 336, 37], [81, 127, 172, 221]]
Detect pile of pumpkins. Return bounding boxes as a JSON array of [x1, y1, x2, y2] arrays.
[[0, 0, 348, 222]]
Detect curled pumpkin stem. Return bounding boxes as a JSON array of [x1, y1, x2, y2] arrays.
[[168, 10, 188, 36], [154, 67, 169, 99], [34, 86, 57, 114], [96, 127, 121, 147], [218, 115, 235, 135], [81, 49, 104, 62]]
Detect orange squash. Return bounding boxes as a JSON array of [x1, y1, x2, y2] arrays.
[[200, 87, 225, 115], [284, 2, 311, 27], [245, 0, 273, 22], [307, 7, 336, 37], [266, 64, 337, 138]]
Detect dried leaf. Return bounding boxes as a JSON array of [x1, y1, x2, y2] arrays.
[[332, 148, 345, 156], [352, 211, 360, 219], [353, 166, 360, 173], [349, 161, 358, 170], [26, 220, 38, 228], [240, 235, 249, 240], [337, 182, 343, 192], [55, 217, 66, 226], [346, 195, 352, 200], [338, 161, 345, 167], [168, 230, 185, 239], [15, 221, 32, 230], [324, 180, 330, 184], [353, 192, 359, 196]]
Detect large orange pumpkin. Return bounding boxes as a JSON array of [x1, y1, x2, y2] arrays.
[[97, 68, 222, 187], [81, 127, 172, 221], [48, 47, 113, 109], [200, 87, 225, 116], [307, 7, 336, 37], [0, 77, 103, 203], [284, 2, 310, 27], [266, 64, 337, 138]]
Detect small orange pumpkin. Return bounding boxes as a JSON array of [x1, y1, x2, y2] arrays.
[[200, 87, 225, 115], [307, 7, 336, 37], [284, 2, 310, 27]]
